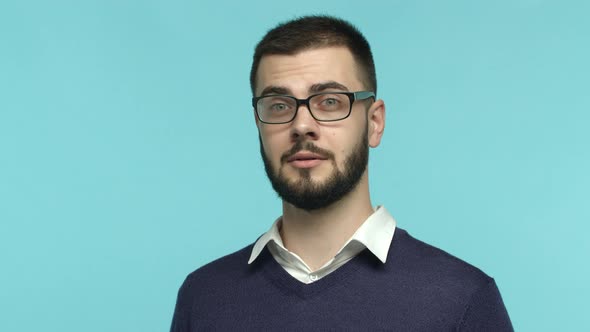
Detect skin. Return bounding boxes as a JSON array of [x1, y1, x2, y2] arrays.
[[255, 47, 386, 271]]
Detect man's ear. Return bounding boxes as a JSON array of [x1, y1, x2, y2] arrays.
[[367, 99, 386, 148]]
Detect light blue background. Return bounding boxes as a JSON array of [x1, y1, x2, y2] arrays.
[[1, 0, 588, 331]]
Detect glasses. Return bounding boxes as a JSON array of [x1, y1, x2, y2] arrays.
[[252, 91, 375, 124]]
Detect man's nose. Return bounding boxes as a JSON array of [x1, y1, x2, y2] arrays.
[[290, 103, 320, 141]]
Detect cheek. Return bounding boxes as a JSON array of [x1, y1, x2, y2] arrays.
[[336, 146, 352, 167], [260, 133, 284, 165], [336, 128, 365, 165]]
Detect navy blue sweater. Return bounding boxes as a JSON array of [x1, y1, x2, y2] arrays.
[[171, 228, 513, 331]]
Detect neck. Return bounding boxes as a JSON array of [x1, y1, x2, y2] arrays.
[[280, 173, 374, 271]]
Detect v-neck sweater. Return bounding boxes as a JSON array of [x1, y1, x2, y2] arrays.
[[171, 228, 513, 331]]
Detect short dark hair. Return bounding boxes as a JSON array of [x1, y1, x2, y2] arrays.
[[250, 15, 377, 96]]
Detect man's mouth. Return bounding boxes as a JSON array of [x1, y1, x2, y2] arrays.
[[286, 151, 328, 169]]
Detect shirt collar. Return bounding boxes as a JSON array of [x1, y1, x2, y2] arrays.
[[248, 216, 285, 264], [348, 205, 396, 263], [248, 206, 396, 264]]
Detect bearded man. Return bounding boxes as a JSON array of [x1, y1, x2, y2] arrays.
[[170, 15, 513, 331]]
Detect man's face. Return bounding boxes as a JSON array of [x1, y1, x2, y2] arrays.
[[255, 47, 380, 210]]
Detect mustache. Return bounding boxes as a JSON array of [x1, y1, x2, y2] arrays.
[[280, 141, 335, 164]]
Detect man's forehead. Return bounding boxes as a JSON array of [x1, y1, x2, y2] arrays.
[[254, 46, 362, 96]]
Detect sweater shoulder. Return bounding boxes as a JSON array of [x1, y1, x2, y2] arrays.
[[183, 242, 254, 284], [391, 228, 493, 290]]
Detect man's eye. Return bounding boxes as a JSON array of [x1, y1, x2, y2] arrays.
[[270, 103, 289, 111], [318, 97, 342, 108], [322, 98, 339, 105]]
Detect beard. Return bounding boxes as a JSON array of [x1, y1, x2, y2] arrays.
[[259, 125, 369, 211]]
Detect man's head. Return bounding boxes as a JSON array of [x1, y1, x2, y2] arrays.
[[252, 16, 385, 211], [250, 15, 377, 96]]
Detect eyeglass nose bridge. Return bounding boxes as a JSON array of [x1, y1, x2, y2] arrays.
[[291, 96, 319, 121]]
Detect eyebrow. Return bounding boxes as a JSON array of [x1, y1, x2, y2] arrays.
[[309, 81, 350, 93], [259, 81, 350, 97], [260, 86, 290, 96]]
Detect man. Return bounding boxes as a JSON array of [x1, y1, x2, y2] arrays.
[[171, 15, 513, 331]]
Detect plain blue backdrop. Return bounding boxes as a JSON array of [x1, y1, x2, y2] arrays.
[[1, 0, 589, 331]]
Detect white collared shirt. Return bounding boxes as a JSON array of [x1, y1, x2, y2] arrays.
[[248, 206, 396, 284]]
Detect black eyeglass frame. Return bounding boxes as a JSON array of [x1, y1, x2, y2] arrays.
[[252, 91, 376, 124]]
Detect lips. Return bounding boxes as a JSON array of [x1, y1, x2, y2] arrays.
[[286, 151, 328, 169], [287, 152, 327, 162]]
